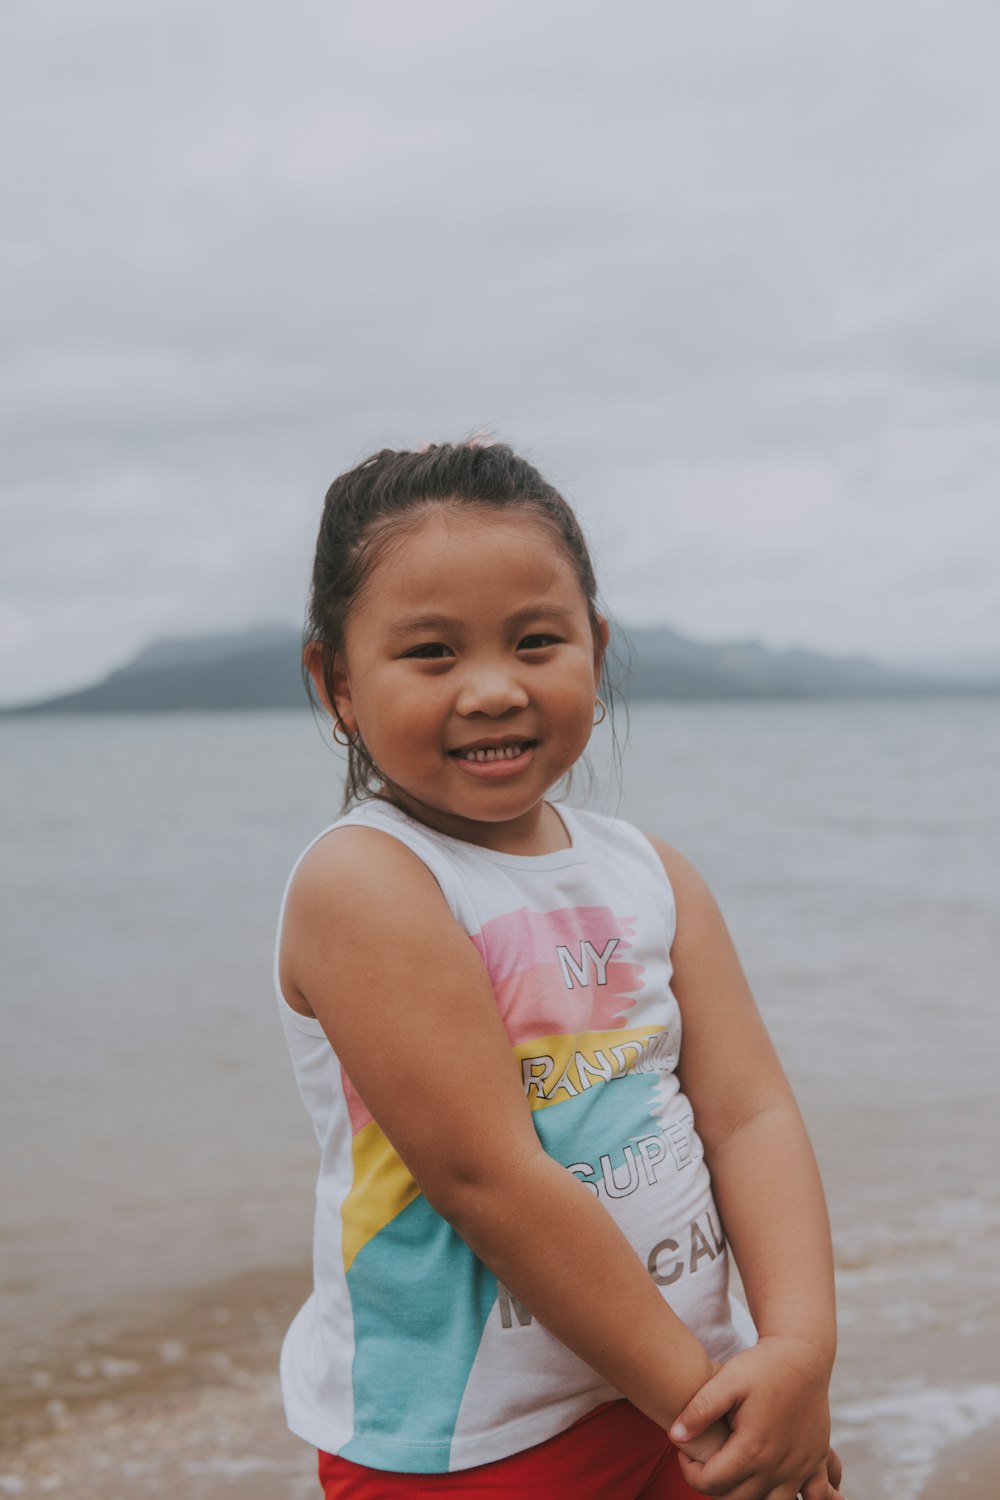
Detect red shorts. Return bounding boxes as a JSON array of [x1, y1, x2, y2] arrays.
[[317, 1399, 703, 1499]]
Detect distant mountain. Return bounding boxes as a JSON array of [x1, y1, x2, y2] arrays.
[[8, 626, 307, 713], [617, 626, 975, 700], [5, 622, 994, 714]]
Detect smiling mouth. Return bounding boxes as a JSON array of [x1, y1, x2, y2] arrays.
[[451, 740, 534, 763]]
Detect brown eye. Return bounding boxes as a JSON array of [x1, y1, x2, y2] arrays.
[[404, 642, 453, 659], [519, 634, 560, 651]]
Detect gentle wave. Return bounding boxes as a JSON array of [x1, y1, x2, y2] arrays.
[[833, 1382, 1000, 1500]]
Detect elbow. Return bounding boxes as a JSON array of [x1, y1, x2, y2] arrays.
[[416, 1141, 545, 1243]]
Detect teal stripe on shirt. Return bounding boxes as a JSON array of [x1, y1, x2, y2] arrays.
[[340, 1070, 669, 1472]]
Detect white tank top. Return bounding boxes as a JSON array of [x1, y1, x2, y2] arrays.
[[275, 800, 747, 1473]]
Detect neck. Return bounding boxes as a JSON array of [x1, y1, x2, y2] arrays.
[[377, 792, 572, 855]]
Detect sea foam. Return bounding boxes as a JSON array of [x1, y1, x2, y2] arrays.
[[833, 1381, 1000, 1500]]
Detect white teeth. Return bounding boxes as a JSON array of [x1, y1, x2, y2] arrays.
[[459, 743, 525, 762]]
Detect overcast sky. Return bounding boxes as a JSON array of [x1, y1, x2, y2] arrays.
[[3, 0, 999, 704]]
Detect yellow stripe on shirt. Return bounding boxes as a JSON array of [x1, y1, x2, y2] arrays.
[[341, 1024, 675, 1271]]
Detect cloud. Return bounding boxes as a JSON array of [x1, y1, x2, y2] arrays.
[[3, 0, 1000, 700]]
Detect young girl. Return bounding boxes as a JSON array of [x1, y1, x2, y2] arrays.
[[275, 442, 845, 1500]]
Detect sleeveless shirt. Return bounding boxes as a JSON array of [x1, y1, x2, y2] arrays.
[[274, 800, 746, 1473]]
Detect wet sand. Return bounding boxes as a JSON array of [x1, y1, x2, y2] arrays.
[[0, 1266, 317, 1499], [0, 1372, 317, 1499], [917, 1424, 1000, 1500], [9, 1381, 1000, 1500], [4, 1257, 999, 1498]]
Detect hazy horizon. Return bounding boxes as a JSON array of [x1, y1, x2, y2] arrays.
[[5, 615, 997, 714]]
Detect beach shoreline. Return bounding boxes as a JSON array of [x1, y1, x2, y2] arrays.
[[0, 1263, 316, 1497], [916, 1423, 1000, 1500], [4, 1255, 1000, 1499]]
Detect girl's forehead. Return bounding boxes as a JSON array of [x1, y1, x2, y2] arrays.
[[408, 505, 553, 545], [376, 507, 571, 579], [358, 507, 586, 614]]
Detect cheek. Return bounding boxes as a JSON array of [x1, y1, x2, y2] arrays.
[[363, 680, 440, 750], [551, 674, 600, 743]]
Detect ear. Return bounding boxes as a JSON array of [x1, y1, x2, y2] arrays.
[[593, 615, 611, 685], [304, 641, 358, 734]]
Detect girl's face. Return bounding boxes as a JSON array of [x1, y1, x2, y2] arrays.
[[328, 507, 607, 853]]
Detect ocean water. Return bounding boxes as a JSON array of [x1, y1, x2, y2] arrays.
[[2, 699, 998, 1497]]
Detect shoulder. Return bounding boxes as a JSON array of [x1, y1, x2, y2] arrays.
[[643, 834, 728, 951], [644, 834, 713, 904], [289, 821, 447, 921], [280, 824, 459, 1016]]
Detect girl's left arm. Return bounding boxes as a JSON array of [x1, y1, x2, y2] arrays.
[[648, 838, 842, 1500]]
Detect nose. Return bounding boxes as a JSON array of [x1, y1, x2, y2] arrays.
[[455, 660, 529, 718]]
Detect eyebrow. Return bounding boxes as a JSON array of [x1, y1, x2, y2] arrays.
[[385, 613, 457, 641], [386, 603, 580, 641]]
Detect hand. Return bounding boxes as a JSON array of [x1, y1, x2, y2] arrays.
[[676, 1411, 731, 1467], [799, 1448, 844, 1500], [806, 1446, 843, 1498], [668, 1337, 844, 1499]]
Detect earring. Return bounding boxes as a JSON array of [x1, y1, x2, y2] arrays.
[[331, 719, 352, 747], [593, 697, 607, 726]]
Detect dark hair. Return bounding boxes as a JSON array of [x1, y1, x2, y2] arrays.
[[305, 440, 612, 808]]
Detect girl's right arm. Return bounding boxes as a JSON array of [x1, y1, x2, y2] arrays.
[[279, 825, 727, 1458]]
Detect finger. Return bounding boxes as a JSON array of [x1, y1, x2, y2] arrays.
[[826, 1446, 844, 1489], [679, 1450, 839, 1500], [799, 1468, 831, 1500], [798, 1481, 845, 1500], [676, 1448, 744, 1497], [676, 1464, 801, 1500], [674, 1460, 758, 1500], [669, 1370, 737, 1444], [675, 1443, 762, 1497]]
